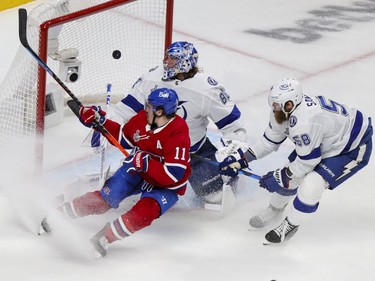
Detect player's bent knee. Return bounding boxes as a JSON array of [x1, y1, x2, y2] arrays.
[[121, 197, 161, 233], [62, 191, 111, 218], [298, 172, 327, 205]]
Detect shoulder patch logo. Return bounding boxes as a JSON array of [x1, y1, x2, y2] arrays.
[[133, 130, 150, 142], [207, 77, 218, 86], [103, 186, 111, 195], [289, 115, 297, 127], [177, 100, 188, 120]]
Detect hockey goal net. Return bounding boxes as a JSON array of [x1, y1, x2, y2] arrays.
[[0, 0, 173, 146]]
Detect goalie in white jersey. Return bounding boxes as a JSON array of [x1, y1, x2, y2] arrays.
[[219, 77, 372, 244], [104, 41, 247, 206]]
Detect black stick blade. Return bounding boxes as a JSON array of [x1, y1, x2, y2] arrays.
[[67, 100, 81, 118], [18, 8, 29, 48]]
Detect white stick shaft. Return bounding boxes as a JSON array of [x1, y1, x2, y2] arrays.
[[99, 84, 112, 181]]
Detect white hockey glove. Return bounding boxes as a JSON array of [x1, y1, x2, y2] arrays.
[[216, 139, 256, 178], [215, 139, 249, 162]]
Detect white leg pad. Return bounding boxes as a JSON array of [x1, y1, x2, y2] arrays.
[[288, 171, 328, 225], [297, 171, 327, 206], [270, 192, 295, 209]]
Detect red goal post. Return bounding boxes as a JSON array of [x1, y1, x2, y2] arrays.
[[35, 0, 173, 135], [0, 0, 174, 168]]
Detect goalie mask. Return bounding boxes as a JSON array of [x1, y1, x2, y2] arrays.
[[268, 77, 303, 114], [163, 41, 199, 80], [147, 88, 179, 115]]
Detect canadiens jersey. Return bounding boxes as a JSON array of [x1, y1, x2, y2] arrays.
[[252, 95, 370, 178], [103, 110, 192, 194], [111, 65, 246, 152]]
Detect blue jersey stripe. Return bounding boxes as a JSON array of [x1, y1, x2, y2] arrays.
[[190, 135, 206, 153], [342, 110, 363, 153], [299, 146, 321, 160], [166, 165, 186, 181], [264, 132, 286, 145], [215, 105, 241, 129], [120, 136, 133, 150], [121, 95, 144, 113]]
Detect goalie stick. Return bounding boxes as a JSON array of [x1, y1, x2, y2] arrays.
[[18, 8, 129, 158], [98, 84, 112, 186]]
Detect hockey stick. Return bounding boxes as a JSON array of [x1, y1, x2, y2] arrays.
[[18, 8, 129, 158], [191, 154, 261, 180], [98, 84, 112, 184]]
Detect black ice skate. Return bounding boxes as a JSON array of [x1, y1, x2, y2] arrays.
[[263, 217, 299, 245]]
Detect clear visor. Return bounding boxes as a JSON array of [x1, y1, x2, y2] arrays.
[[163, 54, 178, 68], [268, 95, 283, 112], [270, 102, 282, 111]]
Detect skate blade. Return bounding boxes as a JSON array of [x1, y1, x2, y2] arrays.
[[204, 203, 221, 211], [38, 227, 47, 236], [38, 219, 51, 236], [262, 239, 274, 246], [263, 227, 299, 245], [93, 249, 105, 259]]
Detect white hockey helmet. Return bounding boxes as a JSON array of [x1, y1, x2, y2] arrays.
[[268, 77, 303, 113]]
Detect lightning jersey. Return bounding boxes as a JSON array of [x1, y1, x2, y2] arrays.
[[112, 65, 246, 152], [252, 95, 371, 178], [103, 110, 191, 194]]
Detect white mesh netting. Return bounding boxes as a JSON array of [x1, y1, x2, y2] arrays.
[[0, 0, 169, 144]]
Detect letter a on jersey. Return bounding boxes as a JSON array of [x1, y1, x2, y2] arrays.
[[156, 140, 163, 149]]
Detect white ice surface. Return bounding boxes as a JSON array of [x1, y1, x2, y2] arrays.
[[1, 1, 374, 280]]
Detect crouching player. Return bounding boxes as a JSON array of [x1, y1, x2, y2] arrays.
[[40, 88, 191, 257], [219, 77, 372, 245]]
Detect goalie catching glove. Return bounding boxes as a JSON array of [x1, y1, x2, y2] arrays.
[[79, 106, 107, 128], [218, 148, 256, 178]]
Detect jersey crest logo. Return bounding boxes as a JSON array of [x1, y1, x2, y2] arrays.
[[103, 186, 111, 195], [133, 130, 150, 142], [207, 77, 218, 86], [289, 116, 297, 127], [156, 140, 163, 149], [177, 100, 188, 120]]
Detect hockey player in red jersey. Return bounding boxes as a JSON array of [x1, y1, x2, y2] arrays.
[[96, 41, 248, 210], [40, 88, 191, 257]]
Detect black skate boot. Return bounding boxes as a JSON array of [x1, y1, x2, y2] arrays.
[[263, 217, 299, 245]]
